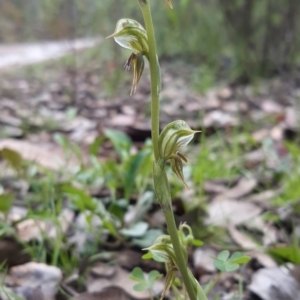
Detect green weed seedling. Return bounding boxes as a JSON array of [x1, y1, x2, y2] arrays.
[[130, 267, 162, 300], [213, 250, 250, 272], [104, 128, 153, 200], [0, 193, 13, 223], [199, 250, 250, 299], [268, 233, 300, 265]]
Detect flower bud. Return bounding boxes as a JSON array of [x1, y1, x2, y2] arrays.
[[143, 235, 182, 300], [107, 19, 148, 54], [143, 235, 175, 263]]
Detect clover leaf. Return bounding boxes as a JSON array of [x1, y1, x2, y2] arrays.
[[213, 250, 250, 272]]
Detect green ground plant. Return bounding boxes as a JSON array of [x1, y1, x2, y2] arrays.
[[131, 267, 162, 300]]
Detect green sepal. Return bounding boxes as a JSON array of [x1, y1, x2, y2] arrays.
[[107, 18, 148, 53], [170, 154, 188, 188], [158, 120, 199, 160]]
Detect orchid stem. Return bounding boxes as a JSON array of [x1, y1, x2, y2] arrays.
[[138, 0, 160, 162], [138, 1, 205, 299]]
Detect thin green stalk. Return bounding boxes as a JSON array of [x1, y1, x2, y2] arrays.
[[164, 198, 198, 300], [153, 161, 198, 300], [204, 272, 222, 297], [138, 0, 160, 162]]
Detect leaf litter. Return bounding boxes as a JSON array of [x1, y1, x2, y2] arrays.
[[0, 56, 300, 299]]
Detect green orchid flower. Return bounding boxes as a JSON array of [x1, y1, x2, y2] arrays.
[[158, 120, 200, 187], [107, 19, 149, 95]]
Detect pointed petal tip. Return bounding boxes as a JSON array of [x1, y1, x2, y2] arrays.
[[166, 0, 173, 9], [130, 87, 136, 96], [180, 176, 189, 189], [106, 33, 115, 39]]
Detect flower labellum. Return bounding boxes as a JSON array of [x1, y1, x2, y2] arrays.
[[170, 155, 188, 188], [124, 52, 145, 95]]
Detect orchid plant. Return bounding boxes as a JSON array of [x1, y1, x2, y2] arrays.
[[108, 1, 207, 299]]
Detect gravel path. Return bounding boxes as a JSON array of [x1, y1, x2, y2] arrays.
[[0, 37, 102, 69]]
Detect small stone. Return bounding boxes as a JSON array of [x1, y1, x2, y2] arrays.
[[9, 262, 62, 300], [217, 87, 233, 100]]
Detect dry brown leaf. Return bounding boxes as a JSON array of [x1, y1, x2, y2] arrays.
[[249, 251, 277, 268], [0, 114, 22, 127], [247, 217, 277, 246], [6, 206, 28, 224], [72, 287, 132, 300], [261, 99, 283, 114], [9, 262, 62, 300], [222, 101, 248, 112], [228, 224, 277, 268], [242, 149, 265, 166], [244, 190, 280, 207], [0, 126, 23, 138], [108, 114, 135, 127], [90, 263, 116, 278], [214, 177, 257, 200], [203, 180, 228, 194], [204, 90, 221, 109], [0, 139, 77, 170], [16, 218, 47, 242], [116, 250, 143, 270], [252, 128, 270, 142], [206, 199, 262, 226], [270, 125, 284, 141], [228, 223, 258, 250], [249, 267, 300, 300], [284, 107, 298, 129], [203, 110, 238, 128], [87, 266, 150, 299], [16, 208, 74, 242], [193, 247, 217, 274], [290, 265, 300, 286], [217, 87, 233, 100]]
